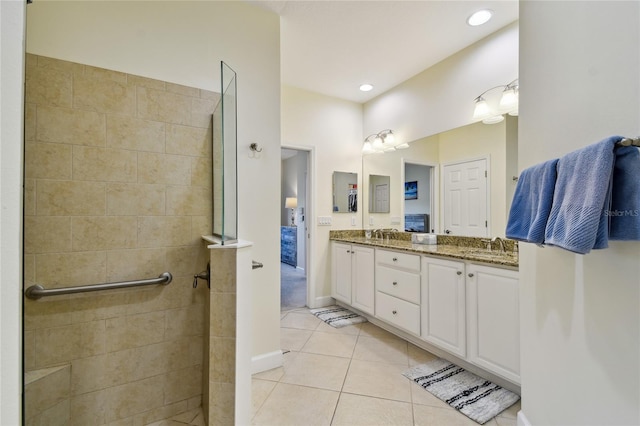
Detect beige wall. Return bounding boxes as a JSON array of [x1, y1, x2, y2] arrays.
[[23, 55, 214, 424], [519, 1, 640, 425], [281, 85, 363, 306], [25, 0, 282, 370], [364, 22, 518, 145], [0, 2, 25, 423]]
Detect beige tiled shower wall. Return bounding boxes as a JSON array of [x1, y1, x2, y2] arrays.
[[23, 54, 219, 425]]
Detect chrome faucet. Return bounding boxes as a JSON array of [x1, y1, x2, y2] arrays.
[[491, 237, 506, 253]]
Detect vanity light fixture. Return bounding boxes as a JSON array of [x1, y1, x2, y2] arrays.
[[363, 129, 406, 154], [472, 78, 519, 124], [359, 83, 374, 92], [467, 9, 493, 26]]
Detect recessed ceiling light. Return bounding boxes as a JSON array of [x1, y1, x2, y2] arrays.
[[359, 83, 373, 92], [467, 9, 493, 26]]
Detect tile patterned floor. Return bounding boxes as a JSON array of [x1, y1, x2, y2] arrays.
[[251, 308, 521, 426]]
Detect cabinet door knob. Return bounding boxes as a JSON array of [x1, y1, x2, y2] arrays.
[[392, 257, 398, 262], [392, 310, 397, 315], [456, 271, 462, 275], [468, 273, 474, 278], [392, 281, 398, 286]]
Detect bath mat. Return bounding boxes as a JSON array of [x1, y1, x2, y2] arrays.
[[403, 358, 520, 424], [309, 305, 367, 328]]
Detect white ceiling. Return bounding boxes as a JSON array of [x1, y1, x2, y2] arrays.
[[250, 0, 519, 104]]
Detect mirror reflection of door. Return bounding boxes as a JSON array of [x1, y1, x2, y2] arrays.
[[442, 158, 488, 237], [374, 184, 388, 212], [369, 174, 390, 213]]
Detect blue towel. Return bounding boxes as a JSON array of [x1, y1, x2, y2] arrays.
[[609, 144, 640, 240], [544, 136, 634, 254], [506, 159, 558, 244]]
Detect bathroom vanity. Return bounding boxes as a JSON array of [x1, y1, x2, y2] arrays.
[[330, 230, 520, 389]]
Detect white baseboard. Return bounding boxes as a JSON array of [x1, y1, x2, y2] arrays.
[[517, 410, 531, 426], [308, 296, 334, 309], [251, 350, 283, 375]]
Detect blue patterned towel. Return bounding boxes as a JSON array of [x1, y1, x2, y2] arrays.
[[609, 145, 640, 240], [544, 136, 639, 254], [506, 158, 558, 244]]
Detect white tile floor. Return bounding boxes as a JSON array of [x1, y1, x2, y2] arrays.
[[251, 308, 520, 426]]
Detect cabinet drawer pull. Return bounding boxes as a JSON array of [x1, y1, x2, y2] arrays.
[[457, 271, 462, 275], [392, 310, 397, 315], [392, 257, 398, 262], [392, 281, 398, 286], [468, 273, 474, 278]]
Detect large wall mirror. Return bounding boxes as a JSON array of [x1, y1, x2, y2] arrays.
[[332, 171, 358, 213], [362, 116, 518, 236]]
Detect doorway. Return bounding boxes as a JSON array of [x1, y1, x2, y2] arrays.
[[280, 148, 310, 311]]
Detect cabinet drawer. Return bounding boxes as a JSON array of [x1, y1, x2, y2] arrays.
[[376, 249, 420, 272], [376, 265, 420, 304], [375, 291, 420, 335]]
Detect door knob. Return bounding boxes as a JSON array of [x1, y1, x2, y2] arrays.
[[468, 273, 474, 278], [445, 229, 451, 234], [457, 271, 462, 275], [392, 281, 398, 286], [392, 310, 397, 315]]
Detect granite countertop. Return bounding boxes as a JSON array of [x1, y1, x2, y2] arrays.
[[329, 231, 519, 268]]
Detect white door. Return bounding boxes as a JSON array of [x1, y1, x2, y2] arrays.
[[443, 159, 488, 237]]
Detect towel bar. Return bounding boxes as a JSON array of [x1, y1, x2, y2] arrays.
[[25, 272, 173, 300], [616, 137, 640, 147]]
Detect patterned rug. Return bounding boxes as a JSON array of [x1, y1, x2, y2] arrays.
[[403, 358, 520, 425], [309, 305, 367, 328]]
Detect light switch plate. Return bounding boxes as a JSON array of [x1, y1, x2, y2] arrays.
[[391, 216, 401, 225], [351, 216, 356, 226], [318, 216, 332, 226]]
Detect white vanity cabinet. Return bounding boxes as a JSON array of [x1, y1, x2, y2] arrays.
[[375, 249, 421, 335], [421, 256, 466, 357], [466, 263, 520, 383], [330, 238, 520, 385], [331, 242, 375, 315]]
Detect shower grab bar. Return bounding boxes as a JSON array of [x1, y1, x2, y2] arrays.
[[24, 272, 173, 300]]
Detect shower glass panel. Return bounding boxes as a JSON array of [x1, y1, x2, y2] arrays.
[[212, 61, 238, 244]]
